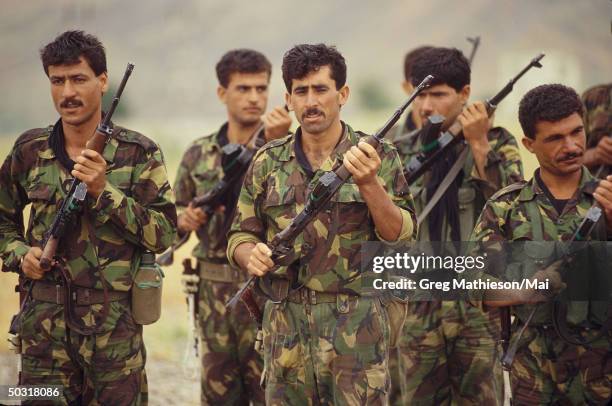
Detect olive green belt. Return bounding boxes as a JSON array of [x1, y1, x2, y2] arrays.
[[198, 260, 247, 283], [31, 281, 129, 305]]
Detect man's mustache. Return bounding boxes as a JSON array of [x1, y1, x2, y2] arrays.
[[60, 98, 83, 108], [302, 108, 323, 120], [558, 151, 582, 162]]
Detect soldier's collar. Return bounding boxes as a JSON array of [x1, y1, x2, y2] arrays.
[[38, 117, 118, 165], [290, 122, 353, 165], [520, 167, 597, 202]]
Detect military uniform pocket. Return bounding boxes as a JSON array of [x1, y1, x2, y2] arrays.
[[266, 332, 301, 384]]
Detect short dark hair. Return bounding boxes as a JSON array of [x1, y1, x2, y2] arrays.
[[282, 44, 346, 92], [410, 47, 470, 92], [215, 49, 271, 88], [519, 84, 585, 139], [404, 46, 433, 82], [40, 30, 106, 76]]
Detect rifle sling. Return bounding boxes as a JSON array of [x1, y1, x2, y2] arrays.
[[417, 146, 469, 225]]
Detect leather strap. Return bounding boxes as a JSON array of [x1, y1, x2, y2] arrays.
[[417, 146, 469, 225]]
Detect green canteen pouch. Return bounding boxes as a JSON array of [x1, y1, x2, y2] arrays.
[[132, 252, 164, 325]]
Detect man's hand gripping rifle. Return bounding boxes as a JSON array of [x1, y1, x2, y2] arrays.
[[226, 75, 434, 323]]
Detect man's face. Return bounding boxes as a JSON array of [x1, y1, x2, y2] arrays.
[[414, 83, 469, 129], [522, 112, 586, 176], [285, 65, 348, 135], [48, 56, 108, 127], [218, 71, 269, 127]]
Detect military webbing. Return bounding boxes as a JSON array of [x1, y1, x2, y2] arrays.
[[501, 198, 544, 370]]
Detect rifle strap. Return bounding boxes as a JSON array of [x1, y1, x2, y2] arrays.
[[552, 301, 612, 347], [417, 146, 469, 225], [61, 210, 110, 336], [501, 305, 536, 371]]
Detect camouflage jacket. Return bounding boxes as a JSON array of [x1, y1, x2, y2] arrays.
[[227, 123, 417, 294], [0, 124, 177, 291], [173, 124, 231, 261], [469, 168, 609, 324], [394, 124, 523, 241], [583, 83, 612, 177]]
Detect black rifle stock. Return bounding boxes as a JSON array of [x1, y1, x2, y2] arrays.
[[40, 63, 134, 270], [404, 53, 545, 185], [226, 75, 434, 313]]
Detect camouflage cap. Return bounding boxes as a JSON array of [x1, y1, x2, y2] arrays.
[[582, 83, 611, 145]]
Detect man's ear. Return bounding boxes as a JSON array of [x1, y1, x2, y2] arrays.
[[284, 92, 293, 111], [338, 85, 349, 106], [459, 84, 471, 104], [217, 85, 227, 104], [100, 72, 109, 94], [402, 80, 414, 95], [522, 136, 535, 153]]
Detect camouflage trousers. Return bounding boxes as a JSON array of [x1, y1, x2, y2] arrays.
[[391, 301, 503, 405], [509, 324, 612, 405], [17, 299, 147, 405], [198, 278, 264, 405], [262, 294, 390, 405]]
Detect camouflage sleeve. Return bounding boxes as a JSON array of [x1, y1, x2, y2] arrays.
[[375, 142, 418, 242], [470, 127, 524, 199], [0, 145, 30, 273], [226, 151, 266, 267], [90, 145, 177, 253], [465, 198, 510, 308], [173, 142, 200, 214]]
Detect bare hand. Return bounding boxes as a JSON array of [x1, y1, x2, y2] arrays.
[[524, 260, 566, 303], [246, 242, 275, 277], [71, 149, 107, 199], [594, 175, 612, 233], [458, 102, 490, 148], [22, 247, 47, 280], [343, 141, 381, 186], [177, 203, 217, 233], [263, 106, 292, 141]]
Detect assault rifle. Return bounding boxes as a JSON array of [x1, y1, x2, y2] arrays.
[[156, 137, 264, 266], [226, 75, 434, 319], [156, 106, 290, 266], [40, 63, 134, 270], [500, 204, 603, 370], [404, 53, 545, 185]]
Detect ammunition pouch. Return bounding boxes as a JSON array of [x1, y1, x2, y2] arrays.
[[198, 260, 247, 283], [132, 251, 164, 325]]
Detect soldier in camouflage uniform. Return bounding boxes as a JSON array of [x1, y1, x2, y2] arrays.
[[173, 49, 291, 405], [227, 43, 417, 405], [0, 31, 176, 405], [392, 47, 523, 405], [581, 83, 612, 178], [470, 84, 612, 405]]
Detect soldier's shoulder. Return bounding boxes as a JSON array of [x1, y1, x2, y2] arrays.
[[487, 126, 516, 143], [489, 181, 527, 201], [256, 134, 293, 157], [14, 126, 53, 147], [114, 126, 159, 153], [582, 83, 612, 108]]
